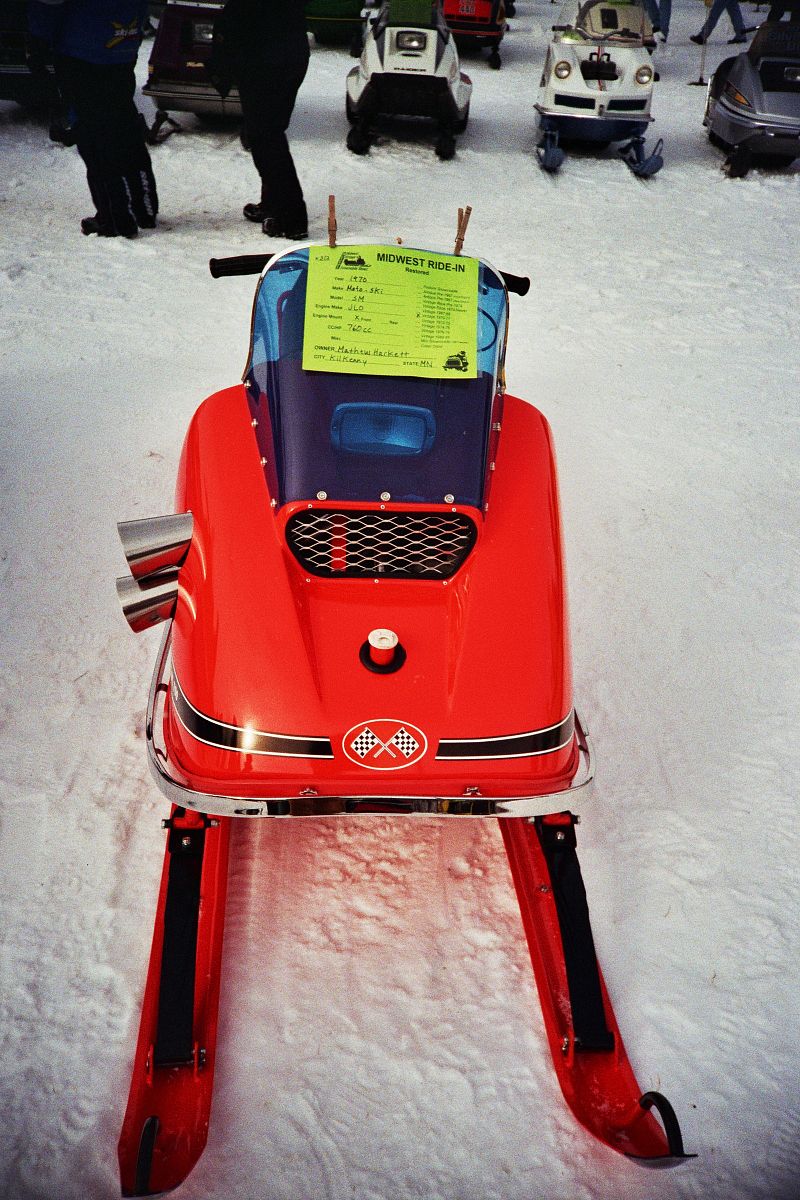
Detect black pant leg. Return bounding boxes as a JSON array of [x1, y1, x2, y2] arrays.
[[55, 56, 157, 234], [237, 54, 308, 224]]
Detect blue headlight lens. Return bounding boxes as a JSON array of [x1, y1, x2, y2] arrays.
[[331, 404, 436, 456]]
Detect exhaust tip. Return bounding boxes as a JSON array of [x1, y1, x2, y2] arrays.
[[118, 512, 193, 580], [116, 568, 180, 634]]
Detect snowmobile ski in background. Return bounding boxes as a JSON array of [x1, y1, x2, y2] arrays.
[[442, 0, 508, 70], [703, 17, 800, 177], [346, 0, 472, 158], [536, 0, 663, 176], [115, 212, 693, 1195]]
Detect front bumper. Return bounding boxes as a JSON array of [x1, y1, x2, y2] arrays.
[[143, 77, 242, 116], [146, 625, 595, 818], [708, 97, 800, 154]]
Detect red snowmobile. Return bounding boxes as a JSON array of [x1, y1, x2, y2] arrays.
[[116, 233, 693, 1195], [443, 0, 508, 69]]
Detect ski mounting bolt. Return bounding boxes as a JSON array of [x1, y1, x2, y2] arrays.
[[181, 835, 192, 848], [561, 1036, 570, 1055], [538, 884, 550, 894], [555, 830, 566, 841]]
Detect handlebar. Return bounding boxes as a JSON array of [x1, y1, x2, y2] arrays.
[[208, 257, 530, 295]]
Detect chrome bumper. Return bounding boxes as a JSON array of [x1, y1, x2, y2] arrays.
[[146, 624, 595, 818], [142, 79, 242, 116]]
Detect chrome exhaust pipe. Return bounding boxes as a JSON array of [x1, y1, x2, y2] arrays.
[[117, 513, 193, 580], [116, 568, 181, 634]]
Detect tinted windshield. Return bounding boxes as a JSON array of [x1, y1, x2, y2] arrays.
[[247, 247, 508, 508]]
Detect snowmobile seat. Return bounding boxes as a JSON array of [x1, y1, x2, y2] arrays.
[[747, 21, 800, 63]]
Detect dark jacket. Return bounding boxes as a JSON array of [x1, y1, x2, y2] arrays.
[[210, 0, 309, 94], [28, 0, 148, 65]]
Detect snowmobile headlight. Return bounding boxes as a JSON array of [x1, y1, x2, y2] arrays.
[[723, 81, 752, 108], [553, 60, 572, 80], [192, 21, 215, 42], [634, 65, 653, 85], [396, 30, 428, 51]]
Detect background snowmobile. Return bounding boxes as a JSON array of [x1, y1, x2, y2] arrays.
[[143, 0, 241, 130], [345, 0, 472, 158], [306, 0, 367, 51], [536, 0, 663, 176], [442, 0, 508, 70], [703, 17, 800, 177], [115, 215, 692, 1195]]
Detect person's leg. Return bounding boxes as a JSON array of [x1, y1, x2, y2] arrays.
[[692, 0, 727, 40], [659, 0, 671, 38], [238, 55, 309, 232], [724, 0, 748, 37], [57, 56, 139, 236]]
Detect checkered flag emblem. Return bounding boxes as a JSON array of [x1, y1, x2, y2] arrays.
[[391, 728, 420, 758], [351, 727, 379, 758]]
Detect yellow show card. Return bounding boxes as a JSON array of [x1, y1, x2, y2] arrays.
[[302, 245, 478, 378]]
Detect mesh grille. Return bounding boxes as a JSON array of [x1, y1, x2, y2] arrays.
[[286, 509, 477, 579]]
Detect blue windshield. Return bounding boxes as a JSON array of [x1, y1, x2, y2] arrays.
[[247, 247, 508, 508]]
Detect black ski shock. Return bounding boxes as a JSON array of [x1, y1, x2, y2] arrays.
[[153, 810, 209, 1067], [534, 814, 615, 1053]]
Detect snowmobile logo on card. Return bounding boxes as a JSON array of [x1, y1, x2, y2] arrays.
[[343, 719, 428, 770]]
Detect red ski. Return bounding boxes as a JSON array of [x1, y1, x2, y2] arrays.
[[118, 808, 231, 1196], [501, 812, 692, 1161]]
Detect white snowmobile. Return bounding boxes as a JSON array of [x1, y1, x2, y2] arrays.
[[535, 0, 663, 176], [346, 0, 472, 159]]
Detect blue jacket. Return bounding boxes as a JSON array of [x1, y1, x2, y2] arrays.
[[28, 0, 148, 65]]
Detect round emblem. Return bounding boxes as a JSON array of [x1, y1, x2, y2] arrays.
[[343, 719, 428, 771]]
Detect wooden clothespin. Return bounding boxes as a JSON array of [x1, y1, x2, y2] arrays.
[[328, 195, 337, 248], [454, 205, 472, 256]]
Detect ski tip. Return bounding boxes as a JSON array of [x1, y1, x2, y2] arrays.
[[626, 1091, 697, 1165], [121, 1115, 160, 1196]]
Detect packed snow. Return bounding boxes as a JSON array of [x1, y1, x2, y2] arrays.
[[1, 4, 799, 1199]]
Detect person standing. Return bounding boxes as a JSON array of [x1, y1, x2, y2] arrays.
[[690, 0, 752, 43], [210, 0, 310, 239], [28, 0, 158, 237]]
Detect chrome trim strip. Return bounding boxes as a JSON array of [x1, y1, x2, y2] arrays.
[[145, 625, 595, 818]]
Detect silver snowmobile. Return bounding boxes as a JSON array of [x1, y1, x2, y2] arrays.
[[704, 18, 800, 177], [346, 0, 472, 159]]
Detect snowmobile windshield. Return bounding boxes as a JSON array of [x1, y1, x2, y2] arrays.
[[247, 247, 507, 508], [557, 0, 648, 42]]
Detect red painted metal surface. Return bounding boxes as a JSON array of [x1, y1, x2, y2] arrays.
[[118, 810, 231, 1196], [500, 817, 675, 1159], [165, 385, 578, 802]]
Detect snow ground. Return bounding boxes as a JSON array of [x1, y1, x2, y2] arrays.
[[1, 4, 799, 1198]]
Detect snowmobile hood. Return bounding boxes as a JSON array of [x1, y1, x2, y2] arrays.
[[166, 383, 576, 803]]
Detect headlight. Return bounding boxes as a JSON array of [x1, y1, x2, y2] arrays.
[[192, 21, 215, 42], [396, 30, 428, 51], [635, 65, 653, 85], [723, 81, 752, 107], [554, 60, 571, 80]]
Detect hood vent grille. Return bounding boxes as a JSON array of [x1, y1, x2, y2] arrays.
[[286, 509, 477, 580]]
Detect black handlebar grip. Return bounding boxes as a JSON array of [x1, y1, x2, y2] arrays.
[[209, 254, 273, 278], [500, 271, 531, 296]]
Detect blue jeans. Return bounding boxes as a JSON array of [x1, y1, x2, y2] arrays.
[[659, 0, 671, 36], [700, 0, 746, 37]]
